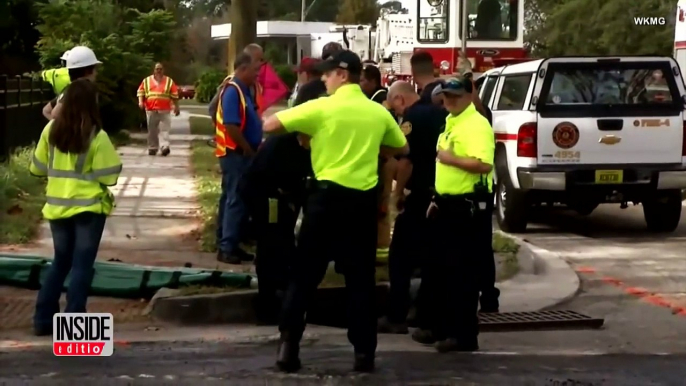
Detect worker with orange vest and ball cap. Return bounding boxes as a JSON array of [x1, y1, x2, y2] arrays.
[[137, 63, 180, 156], [214, 53, 263, 264]]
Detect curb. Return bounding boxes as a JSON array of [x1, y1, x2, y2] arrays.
[[496, 231, 580, 312], [149, 284, 389, 326]]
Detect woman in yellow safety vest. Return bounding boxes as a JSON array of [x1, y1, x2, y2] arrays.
[[29, 79, 123, 336]]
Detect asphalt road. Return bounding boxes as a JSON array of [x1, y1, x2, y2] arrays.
[[2, 204, 686, 384], [0, 339, 684, 385]]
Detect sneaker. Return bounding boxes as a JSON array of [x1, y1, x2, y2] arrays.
[[234, 248, 255, 262], [411, 328, 436, 345], [161, 147, 170, 156], [435, 338, 479, 353], [216, 250, 242, 265], [148, 149, 158, 156], [377, 316, 409, 334]]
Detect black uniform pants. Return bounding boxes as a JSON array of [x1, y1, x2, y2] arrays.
[[429, 195, 480, 342], [386, 189, 434, 326], [279, 181, 378, 354], [476, 192, 499, 307], [252, 193, 301, 322]]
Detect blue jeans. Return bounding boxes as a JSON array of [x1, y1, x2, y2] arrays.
[[216, 151, 251, 253], [34, 212, 107, 330]]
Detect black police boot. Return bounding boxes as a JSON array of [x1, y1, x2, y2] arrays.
[[161, 147, 170, 156], [216, 250, 242, 265], [276, 340, 301, 373], [479, 288, 500, 313], [148, 149, 157, 156], [353, 352, 375, 372], [435, 338, 479, 353], [377, 316, 409, 334], [411, 329, 436, 345]]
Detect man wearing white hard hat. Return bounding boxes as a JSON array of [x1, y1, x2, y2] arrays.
[[43, 46, 102, 120], [40, 50, 72, 119]]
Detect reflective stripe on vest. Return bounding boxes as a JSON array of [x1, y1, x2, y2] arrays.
[[34, 141, 122, 207], [372, 89, 386, 101], [143, 76, 173, 100], [214, 81, 247, 157]]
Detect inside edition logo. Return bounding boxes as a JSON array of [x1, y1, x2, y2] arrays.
[[634, 17, 667, 25], [53, 313, 114, 356]]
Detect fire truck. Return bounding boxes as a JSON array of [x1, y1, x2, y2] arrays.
[[374, 0, 528, 83]]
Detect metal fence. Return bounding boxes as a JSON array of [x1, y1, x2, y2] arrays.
[[0, 75, 54, 161]]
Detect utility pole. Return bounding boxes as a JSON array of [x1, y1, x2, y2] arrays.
[[301, 0, 306, 21], [228, 0, 257, 71]]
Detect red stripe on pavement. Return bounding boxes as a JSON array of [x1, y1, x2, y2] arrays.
[[577, 269, 686, 317], [495, 133, 517, 141]]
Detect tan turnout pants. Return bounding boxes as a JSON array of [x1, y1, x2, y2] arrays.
[[146, 110, 171, 150]]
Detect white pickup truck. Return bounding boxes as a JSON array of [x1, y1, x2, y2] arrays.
[[476, 56, 686, 232]]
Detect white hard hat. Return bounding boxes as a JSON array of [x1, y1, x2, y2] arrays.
[[60, 50, 71, 61], [65, 46, 102, 69]]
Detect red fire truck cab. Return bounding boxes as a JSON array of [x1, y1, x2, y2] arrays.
[[414, 0, 528, 78]]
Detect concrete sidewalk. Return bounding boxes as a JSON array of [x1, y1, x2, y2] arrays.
[[0, 114, 244, 331], [27, 114, 223, 269]]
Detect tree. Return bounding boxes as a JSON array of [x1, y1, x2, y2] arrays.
[[525, 0, 673, 57], [380, 0, 408, 14], [35, 0, 177, 131], [335, 0, 379, 25]]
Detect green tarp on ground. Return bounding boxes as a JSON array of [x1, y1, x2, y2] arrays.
[[0, 255, 253, 299]]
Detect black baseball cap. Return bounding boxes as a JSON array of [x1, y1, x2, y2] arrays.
[[316, 50, 363, 76], [321, 42, 343, 60]]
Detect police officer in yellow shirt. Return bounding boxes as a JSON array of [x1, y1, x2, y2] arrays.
[[263, 50, 408, 373], [425, 77, 494, 353]]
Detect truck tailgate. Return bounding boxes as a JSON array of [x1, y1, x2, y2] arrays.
[[537, 116, 683, 165], [532, 57, 685, 166]]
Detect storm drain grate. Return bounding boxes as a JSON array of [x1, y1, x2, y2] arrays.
[[479, 310, 604, 332]]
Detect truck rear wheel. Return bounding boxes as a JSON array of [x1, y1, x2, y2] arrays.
[[643, 190, 682, 232], [495, 155, 529, 233]]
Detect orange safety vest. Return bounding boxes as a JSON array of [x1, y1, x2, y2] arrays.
[[137, 76, 175, 111], [223, 74, 265, 115], [215, 81, 247, 157]]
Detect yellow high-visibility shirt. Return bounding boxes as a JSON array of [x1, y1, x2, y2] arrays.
[[30, 122, 123, 220]]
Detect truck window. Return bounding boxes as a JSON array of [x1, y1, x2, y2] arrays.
[[417, 0, 449, 42], [496, 74, 531, 110], [480, 76, 499, 106], [538, 61, 682, 117], [459, 0, 519, 41]]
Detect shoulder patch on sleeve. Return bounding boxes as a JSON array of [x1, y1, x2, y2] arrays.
[[401, 121, 412, 135]]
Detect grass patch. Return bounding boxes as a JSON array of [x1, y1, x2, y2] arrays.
[[493, 232, 520, 282], [189, 116, 214, 136], [177, 284, 241, 296], [189, 140, 221, 252], [493, 232, 519, 254], [109, 130, 146, 147], [0, 147, 47, 244], [179, 98, 204, 106]]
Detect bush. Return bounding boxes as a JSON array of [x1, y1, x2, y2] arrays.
[[194, 69, 226, 103], [274, 64, 297, 91], [35, 0, 177, 133], [0, 147, 47, 244]]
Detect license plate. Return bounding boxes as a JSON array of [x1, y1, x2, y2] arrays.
[[595, 170, 623, 184]]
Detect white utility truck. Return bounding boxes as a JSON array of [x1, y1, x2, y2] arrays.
[[477, 56, 686, 233]]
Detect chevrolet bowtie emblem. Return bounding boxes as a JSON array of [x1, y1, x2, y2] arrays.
[[599, 135, 621, 145]]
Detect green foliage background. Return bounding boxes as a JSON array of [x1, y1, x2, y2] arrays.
[[34, 0, 177, 132], [194, 69, 226, 103]]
